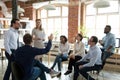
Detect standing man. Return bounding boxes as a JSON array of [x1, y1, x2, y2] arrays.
[[99, 25, 116, 61], [73, 36, 102, 80], [3, 19, 21, 80]]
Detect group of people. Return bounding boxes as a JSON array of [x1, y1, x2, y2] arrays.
[[3, 18, 116, 80]]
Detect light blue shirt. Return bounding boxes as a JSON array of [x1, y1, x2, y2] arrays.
[[80, 45, 102, 67], [4, 27, 19, 55], [102, 33, 116, 53]]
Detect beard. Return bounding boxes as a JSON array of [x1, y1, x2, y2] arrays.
[[15, 27, 19, 30]]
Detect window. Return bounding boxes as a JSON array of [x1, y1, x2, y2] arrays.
[[40, 6, 68, 41], [41, 9, 47, 18], [85, 0, 120, 54], [86, 4, 96, 15], [48, 7, 61, 17]]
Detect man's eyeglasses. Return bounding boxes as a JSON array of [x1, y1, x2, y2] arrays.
[[89, 40, 94, 42]]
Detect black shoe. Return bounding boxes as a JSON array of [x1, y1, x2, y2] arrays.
[[64, 70, 72, 75], [50, 67, 54, 70], [57, 72, 61, 78]]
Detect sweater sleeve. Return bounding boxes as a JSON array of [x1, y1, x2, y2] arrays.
[[33, 40, 52, 55]]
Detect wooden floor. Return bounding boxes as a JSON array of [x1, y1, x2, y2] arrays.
[[0, 56, 120, 80]]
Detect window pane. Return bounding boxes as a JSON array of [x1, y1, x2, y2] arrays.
[[96, 15, 107, 39], [96, 15, 107, 28], [108, 15, 119, 37], [47, 19, 54, 35], [86, 16, 95, 28], [85, 16, 95, 37], [41, 9, 47, 18], [41, 19, 47, 31], [48, 7, 61, 17], [62, 18, 68, 37], [54, 18, 61, 41], [98, 1, 119, 14], [86, 3, 96, 15], [62, 6, 68, 16]]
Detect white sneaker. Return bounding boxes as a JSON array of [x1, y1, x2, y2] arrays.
[[50, 70, 61, 78]]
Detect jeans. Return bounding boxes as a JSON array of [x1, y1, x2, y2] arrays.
[[102, 51, 113, 61], [3, 50, 15, 80], [100, 48, 113, 61], [101, 51, 113, 69], [51, 53, 68, 71], [73, 61, 102, 80], [34, 59, 51, 73], [27, 67, 46, 80]]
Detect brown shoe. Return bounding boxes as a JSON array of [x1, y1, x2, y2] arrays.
[[57, 72, 61, 78], [50, 70, 61, 78]]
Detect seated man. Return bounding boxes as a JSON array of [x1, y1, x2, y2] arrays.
[[73, 36, 102, 80], [99, 25, 116, 68], [14, 33, 60, 80]]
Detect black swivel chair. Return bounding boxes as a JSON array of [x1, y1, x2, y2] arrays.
[[11, 61, 25, 80]]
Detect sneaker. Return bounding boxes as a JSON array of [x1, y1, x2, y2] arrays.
[[64, 70, 72, 75], [50, 70, 61, 78]]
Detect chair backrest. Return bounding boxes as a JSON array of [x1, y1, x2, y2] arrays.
[[11, 61, 25, 80]]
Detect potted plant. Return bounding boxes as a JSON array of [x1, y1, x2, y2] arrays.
[[78, 26, 88, 37]]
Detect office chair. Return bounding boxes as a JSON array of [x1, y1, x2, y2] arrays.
[[11, 61, 25, 80]]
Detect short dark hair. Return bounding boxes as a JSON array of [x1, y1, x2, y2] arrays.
[[11, 19, 19, 27], [60, 35, 67, 43], [91, 36, 98, 44], [106, 25, 111, 30], [23, 33, 32, 44], [78, 33, 83, 41]]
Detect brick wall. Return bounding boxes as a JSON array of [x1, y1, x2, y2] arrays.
[[68, 0, 79, 43], [2, 1, 36, 20]]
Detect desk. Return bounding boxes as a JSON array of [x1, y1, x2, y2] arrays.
[[0, 48, 5, 60]]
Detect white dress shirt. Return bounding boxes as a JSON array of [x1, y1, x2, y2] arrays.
[[73, 41, 85, 57], [58, 42, 70, 55], [80, 45, 102, 67], [4, 27, 19, 55]]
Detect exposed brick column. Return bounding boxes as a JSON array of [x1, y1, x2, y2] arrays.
[[68, 0, 79, 43], [24, 7, 36, 20]]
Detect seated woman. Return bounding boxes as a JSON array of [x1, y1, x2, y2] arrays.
[[51, 35, 70, 72], [64, 33, 85, 75]]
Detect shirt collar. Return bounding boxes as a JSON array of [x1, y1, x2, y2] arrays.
[[90, 45, 96, 50], [61, 42, 68, 45], [77, 41, 81, 44], [10, 27, 18, 32], [106, 32, 111, 35]]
